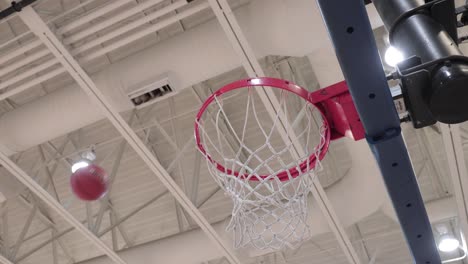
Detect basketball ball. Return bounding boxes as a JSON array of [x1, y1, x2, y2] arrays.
[[70, 164, 109, 201]]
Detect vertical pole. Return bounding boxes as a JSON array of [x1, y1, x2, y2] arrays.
[[316, 0, 441, 263]]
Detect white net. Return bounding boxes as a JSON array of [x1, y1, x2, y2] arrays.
[[195, 81, 329, 250]]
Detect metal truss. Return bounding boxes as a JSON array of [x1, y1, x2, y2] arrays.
[[0, 5, 242, 264]]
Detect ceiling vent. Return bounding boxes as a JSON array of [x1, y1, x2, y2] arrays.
[[126, 72, 179, 108]]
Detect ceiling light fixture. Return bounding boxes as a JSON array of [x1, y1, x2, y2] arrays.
[[438, 234, 460, 252], [384, 46, 404, 67], [71, 160, 90, 173], [70, 148, 97, 173]]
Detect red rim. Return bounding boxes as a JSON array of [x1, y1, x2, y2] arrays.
[[194, 77, 331, 181]]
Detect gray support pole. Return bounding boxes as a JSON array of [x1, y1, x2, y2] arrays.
[[316, 0, 442, 263]]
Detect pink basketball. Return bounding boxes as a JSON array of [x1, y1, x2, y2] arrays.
[[70, 164, 109, 201]]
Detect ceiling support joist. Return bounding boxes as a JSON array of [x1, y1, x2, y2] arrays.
[[16, 191, 168, 263], [0, 205, 13, 264], [441, 124, 468, 238], [17, 196, 74, 263], [206, 0, 361, 263], [0, 137, 128, 264], [0, 147, 128, 263], [92, 139, 128, 234], [0, 255, 13, 264], [13, 6, 241, 264]]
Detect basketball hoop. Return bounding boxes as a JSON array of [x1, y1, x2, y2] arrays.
[[194, 77, 364, 250]]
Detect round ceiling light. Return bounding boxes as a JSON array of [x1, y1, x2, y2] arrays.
[[438, 235, 460, 252], [71, 160, 90, 173], [384, 46, 404, 67]]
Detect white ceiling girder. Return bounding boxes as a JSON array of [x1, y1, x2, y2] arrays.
[[441, 124, 468, 238], [206, 0, 361, 263], [13, 6, 241, 264], [62, 0, 166, 44], [0, 255, 13, 264], [55, 0, 134, 35], [0, 147, 128, 263]]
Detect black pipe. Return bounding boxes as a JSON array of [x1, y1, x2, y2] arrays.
[[374, 0, 468, 124], [0, 0, 38, 21]]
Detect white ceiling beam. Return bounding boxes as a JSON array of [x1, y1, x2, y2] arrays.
[[168, 97, 187, 191], [136, 112, 191, 232], [93, 139, 127, 234], [441, 124, 468, 238], [0, 58, 59, 91], [0, 40, 41, 66], [71, 0, 187, 55], [55, 0, 133, 35], [0, 67, 66, 101], [98, 191, 169, 237], [18, 196, 74, 262], [79, 1, 210, 63], [51, 229, 58, 264], [37, 146, 60, 200], [109, 210, 119, 250], [92, 114, 135, 234], [0, 9, 128, 264], [0, 255, 13, 264], [367, 249, 378, 264], [1, 204, 10, 259], [151, 119, 180, 151], [0, 140, 128, 264], [206, 0, 360, 263], [63, 0, 166, 45], [107, 202, 133, 247], [16, 191, 165, 263], [167, 98, 191, 232], [0, 30, 31, 53], [190, 151, 202, 204], [46, 0, 98, 25], [10, 205, 37, 260], [0, 48, 50, 78], [16, 6, 241, 264], [24, 108, 200, 175], [86, 203, 93, 230], [17, 227, 79, 263], [197, 186, 221, 209], [414, 128, 447, 197]]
